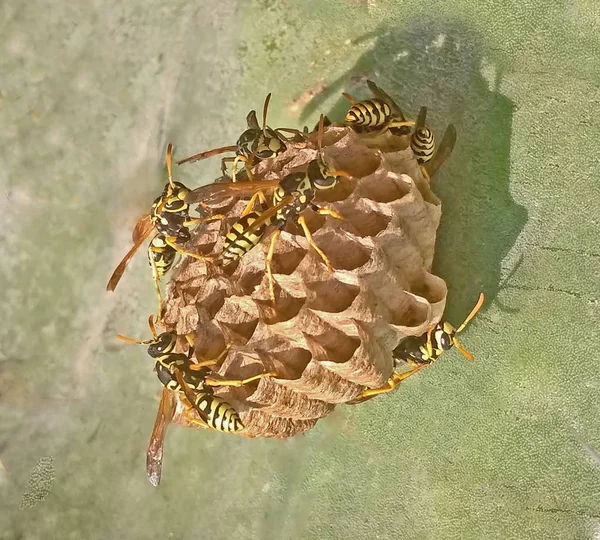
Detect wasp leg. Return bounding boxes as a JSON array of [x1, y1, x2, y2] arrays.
[[148, 253, 164, 323], [275, 127, 308, 142], [183, 406, 210, 430], [419, 165, 431, 183], [342, 92, 358, 105], [231, 155, 256, 183], [184, 333, 195, 348], [388, 119, 416, 129], [184, 214, 225, 227], [311, 204, 343, 220], [221, 156, 236, 177], [164, 237, 213, 262], [204, 371, 277, 388], [265, 229, 281, 304], [425, 325, 435, 357], [189, 343, 232, 369], [298, 215, 333, 273], [356, 365, 427, 400], [241, 191, 268, 217]]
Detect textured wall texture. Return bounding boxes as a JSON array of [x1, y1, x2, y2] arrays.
[[0, 1, 599, 539]]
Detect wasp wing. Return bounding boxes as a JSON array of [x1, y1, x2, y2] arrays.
[[234, 195, 294, 237], [415, 106, 428, 131], [185, 178, 281, 206], [106, 226, 155, 292], [176, 145, 239, 166], [146, 388, 176, 487], [423, 124, 457, 178], [132, 213, 154, 244], [367, 80, 408, 121]]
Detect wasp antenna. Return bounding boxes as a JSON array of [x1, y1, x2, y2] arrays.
[[148, 315, 159, 339], [341, 92, 357, 105], [454, 339, 475, 361], [166, 144, 175, 188], [317, 114, 325, 157], [262, 93, 272, 135], [455, 293, 485, 334], [116, 333, 150, 345]]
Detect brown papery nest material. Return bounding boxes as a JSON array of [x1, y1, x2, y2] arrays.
[[163, 126, 447, 438]]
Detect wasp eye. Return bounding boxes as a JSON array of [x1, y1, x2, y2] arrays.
[[439, 333, 453, 350]]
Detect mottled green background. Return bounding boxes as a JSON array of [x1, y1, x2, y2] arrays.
[[1, 0, 599, 538]]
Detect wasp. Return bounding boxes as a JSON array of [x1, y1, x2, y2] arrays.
[[351, 293, 485, 403], [343, 80, 415, 135], [188, 116, 351, 303], [176, 93, 304, 182], [410, 106, 457, 182], [106, 144, 221, 320], [117, 315, 276, 485]]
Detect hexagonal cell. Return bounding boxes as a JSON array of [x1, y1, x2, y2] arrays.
[[304, 324, 360, 364], [314, 229, 372, 271], [324, 142, 381, 179], [269, 235, 307, 276], [267, 347, 312, 380], [387, 291, 430, 328], [340, 204, 391, 238], [254, 293, 307, 325], [358, 172, 412, 203], [305, 279, 359, 313]]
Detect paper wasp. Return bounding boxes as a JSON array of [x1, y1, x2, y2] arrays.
[[343, 80, 415, 135], [187, 116, 351, 303], [351, 293, 485, 403], [106, 144, 221, 320], [410, 106, 457, 182], [177, 93, 304, 182], [117, 315, 276, 485]]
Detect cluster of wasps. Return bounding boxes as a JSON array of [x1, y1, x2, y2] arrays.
[[106, 80, 484, 485]]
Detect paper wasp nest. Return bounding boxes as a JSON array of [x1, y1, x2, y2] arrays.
[[162, 126, 447, 438]]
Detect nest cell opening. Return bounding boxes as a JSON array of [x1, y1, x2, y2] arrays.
[[409, 272, 447, 306], [269, 236, 307, 276], [255, 293, 307, 325], [315, 230, 372, 271], [360, 173, 412, 204], [268, 348, 313, 380], [305, 325, 360, 364], [305, 279, 359, 313], [341, 206, 391, 238], [388, 292, 430, 328]]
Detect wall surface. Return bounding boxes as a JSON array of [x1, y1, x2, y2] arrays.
[[1, 0, 599, 538]]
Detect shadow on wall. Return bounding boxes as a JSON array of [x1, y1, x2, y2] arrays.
[[301, 19, 527, 321]]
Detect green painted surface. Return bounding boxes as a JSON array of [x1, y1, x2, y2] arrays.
[[1, 0, 599, 538]]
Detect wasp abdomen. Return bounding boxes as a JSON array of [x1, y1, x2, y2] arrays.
[[194, 391, 243, 432], [222, 212, 271, 264], [411, 128, 435, 164], [345, 98, 392, 127]]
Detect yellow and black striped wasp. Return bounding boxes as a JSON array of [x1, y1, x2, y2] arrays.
[[117, 315, 276, 485], [409, 106, 457, 183], [187, 116, 351, 303], [343, 80, 415, 135], [106, 144, 221, 320], [350, 293, 485, 403], [177, 93, 304, 182]]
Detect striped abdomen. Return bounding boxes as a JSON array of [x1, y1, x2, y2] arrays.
[[411, 128, 435, 164], [221, 212, 271, 265], [345, 98, 392, 127], [148, 236, 177, 279], [193, 391, 243, 432]]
